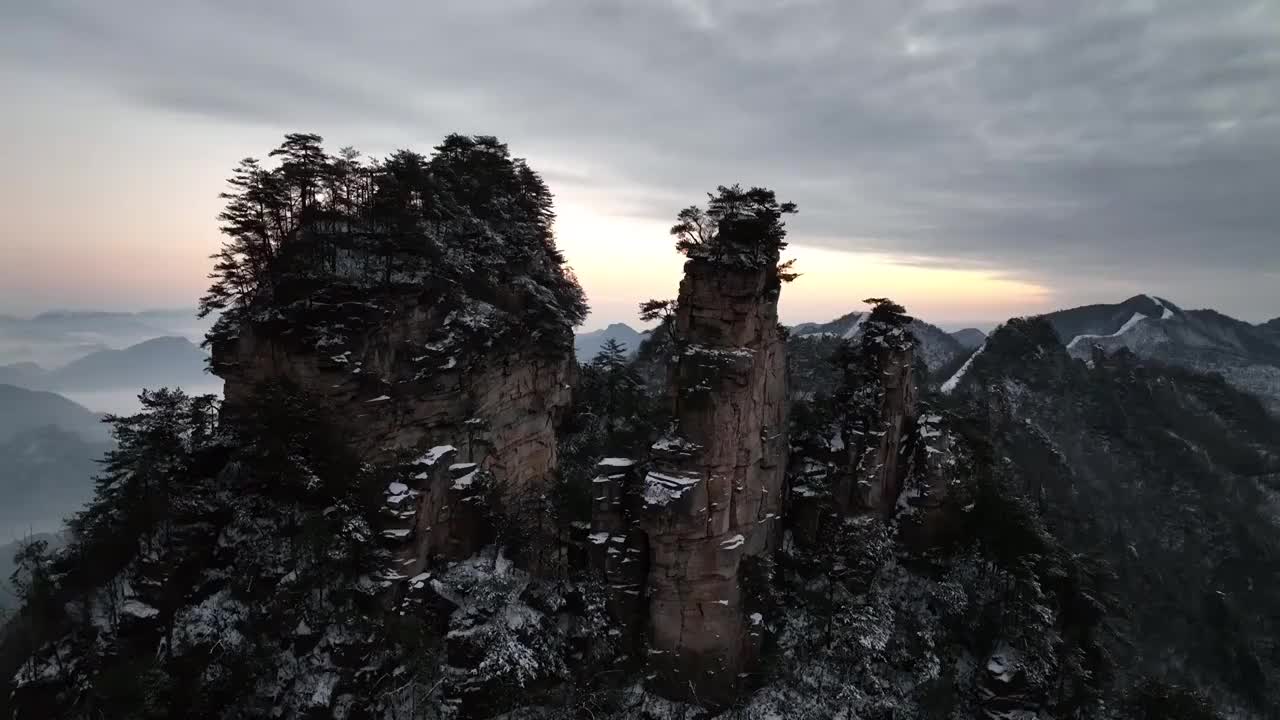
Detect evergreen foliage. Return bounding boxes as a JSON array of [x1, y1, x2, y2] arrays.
[[200, 132, 587, 352], [669, 185, 797, 270]]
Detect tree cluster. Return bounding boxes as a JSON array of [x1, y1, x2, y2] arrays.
[[670, 184, 798, 273], [200, 133, 587, 345]]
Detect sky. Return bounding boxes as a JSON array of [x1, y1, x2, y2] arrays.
[[1, 1, 1278, 331]]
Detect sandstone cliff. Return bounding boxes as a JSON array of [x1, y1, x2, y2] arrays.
[[213, 284, 576, 574], [641, 262, 788, 701]]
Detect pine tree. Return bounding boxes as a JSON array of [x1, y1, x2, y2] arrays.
[[670, 184, 797, 266]]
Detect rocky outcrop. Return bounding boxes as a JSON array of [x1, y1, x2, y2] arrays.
[[842, 339, 917, 516], [213, 287, 576, 571], [586, 457, 649, 650], [640, 258, 788, 704], [829, 317, 920, 518]]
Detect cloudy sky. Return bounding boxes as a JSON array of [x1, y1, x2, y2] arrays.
[[2, 0, 1277, 329]]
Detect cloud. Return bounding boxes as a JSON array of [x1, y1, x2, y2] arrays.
[[4, 0, 1279, 315]]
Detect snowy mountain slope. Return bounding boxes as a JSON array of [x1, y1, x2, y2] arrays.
[[1043, 296, 1280, 413], [1043, 294, 1180, 342], [939, 341, 984, 394], [940, 316, 1280, 713]]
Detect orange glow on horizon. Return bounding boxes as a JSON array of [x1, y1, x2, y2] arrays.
[[554, 200, 1053, 331]]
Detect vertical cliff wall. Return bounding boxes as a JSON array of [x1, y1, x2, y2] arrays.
[[213, 288, 576, 574], [640, 258, 788, 703]]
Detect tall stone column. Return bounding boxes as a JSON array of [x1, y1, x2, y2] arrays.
[[641, 258, 787, 704]]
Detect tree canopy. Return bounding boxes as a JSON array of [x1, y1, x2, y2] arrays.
[[200, 132, 587, 345], [669, 184, 797, 268]]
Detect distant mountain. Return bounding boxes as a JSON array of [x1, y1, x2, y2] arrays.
[[0, 386, 110, 548], [17, 310, 170, 339], [0, 361, 45, 387], [1040, 295, 1280, 412], [41, 336, 209, 391], [0, 384, 106, 443], [1042, 294, 1181, 342], [790, 310, 966, 373], [574, 323, 645, 363], [0, 308, 212, 368], [950, 327, 986, 349], [0, 425, 108, 540]]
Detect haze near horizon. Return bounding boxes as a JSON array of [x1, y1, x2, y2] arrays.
[[2, 1, 1277, 326]]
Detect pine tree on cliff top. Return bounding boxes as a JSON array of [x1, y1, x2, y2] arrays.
[[199, 132, 587, 345], [670, 184, 797, 269]]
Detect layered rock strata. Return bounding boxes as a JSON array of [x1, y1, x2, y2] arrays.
[[640, 259, 788, 704], [212, 289, 576, 572]]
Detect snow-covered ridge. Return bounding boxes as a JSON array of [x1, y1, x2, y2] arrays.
[[941, 342, 986, 395], [1066, 312, 1147, 350], [841, 312, 868, 339]]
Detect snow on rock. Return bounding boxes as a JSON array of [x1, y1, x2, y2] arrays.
[[121, 599, 160, 620], [588, 532, 610, 545], [598, 457, 636, 468], [941, 342, 986, 395], [986, 643, 1021, 683], [416, 445, 456, 467], [365, 395, 391, 403], [1066, 312, 1147, 350], [451, 469, 479, 490], [652, 435, 700, 453], [720, 534, 746, 550], [387, 482, 408, 495], [643, 470, 702, 507], [382, 528, 412, 539], [841, 312, 868, 339]]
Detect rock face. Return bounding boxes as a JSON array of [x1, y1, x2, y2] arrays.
[[585, 457, 649, 651], [640, 259, 788, 703], [213, 288, 576, 571], [837, 339, 918, 516]]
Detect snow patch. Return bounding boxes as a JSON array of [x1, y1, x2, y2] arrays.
[[720, 534, 745, 550], [1146, 295, 1176, 320], [841, 312, 868, 339], [416, 445, 455, 467], [941, 342, 986, 394], [451, 469, 479, 490], [643, 471, 702, 506], [986, 643, 1021, 683], [121, 599, 160, 619], [598, 457, 636, 467], [1066, 312, 1147, 349]]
